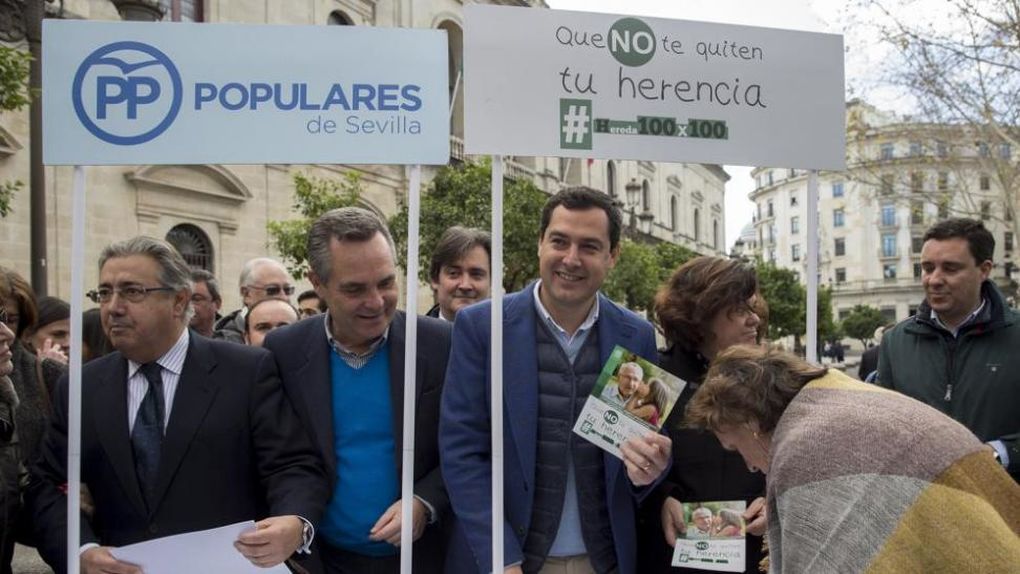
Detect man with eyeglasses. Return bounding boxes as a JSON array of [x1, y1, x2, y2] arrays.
[[27, 236, 329, 574], [188, 269, 222, 338], [214, 257, 295, 344]]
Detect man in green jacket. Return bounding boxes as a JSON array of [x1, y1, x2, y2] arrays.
[[878, 218, 1019, 481]]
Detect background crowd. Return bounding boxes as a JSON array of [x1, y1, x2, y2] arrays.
[[0, 191, 1017, 574]]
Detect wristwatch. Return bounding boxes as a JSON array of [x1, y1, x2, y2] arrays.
[[300, 521, 313, 551]]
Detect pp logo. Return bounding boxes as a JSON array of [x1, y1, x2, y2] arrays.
[[72, 41, 183, 145]]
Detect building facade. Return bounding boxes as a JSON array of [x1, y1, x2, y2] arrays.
[[749, 100, 1016, 325], [0, 0, 727, 312]]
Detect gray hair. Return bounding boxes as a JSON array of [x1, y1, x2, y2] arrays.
[[98, 236, 194, 320], [692, 507, 713, 519], [619, 361, 644, 379], [238, 257, 289, 288], [307, 207, 395, 281]]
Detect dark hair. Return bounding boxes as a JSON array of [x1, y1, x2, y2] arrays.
[[297, 289, 318, 304], [244, 298, 299, 334], [82, 308, 111, 361], [429, 226, 492, 282], [923, 218, 994, 264], [539, 186, 622, 251], [685, 345, 828, 434], [33, 296, 70, 331], [1, 266, 37, 337], [190, 269, 221, 304], [654, 257, 768, 351]]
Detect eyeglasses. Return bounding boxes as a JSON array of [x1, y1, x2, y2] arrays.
[[87, 285, 177, 304], [246, 284, 295, 297]]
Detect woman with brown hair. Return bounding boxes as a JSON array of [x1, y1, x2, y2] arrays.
[[0, 271, 22, 573], [687, 345, 1020, 572], [638, 256, 768, 574]]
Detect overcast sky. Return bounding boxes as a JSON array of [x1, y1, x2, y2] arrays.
[[543, 0, 873, 250]]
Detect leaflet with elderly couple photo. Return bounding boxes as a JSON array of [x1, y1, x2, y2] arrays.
[[572, 346, 686, 458], [671, 501, 747, 572]]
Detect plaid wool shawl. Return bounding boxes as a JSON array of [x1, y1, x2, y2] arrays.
[[765, 370, 1020, 573]]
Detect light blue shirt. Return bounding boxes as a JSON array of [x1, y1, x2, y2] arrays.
[[533, 281, 600, 557]]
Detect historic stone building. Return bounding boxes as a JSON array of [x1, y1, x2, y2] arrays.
[[0, 0, 728, 311], [749, 100, 1016, 325]]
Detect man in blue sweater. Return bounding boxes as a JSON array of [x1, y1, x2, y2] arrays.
[[265, 207, 451, 573]]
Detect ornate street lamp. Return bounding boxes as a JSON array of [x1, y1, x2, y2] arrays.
[[110, 0, 164, 21]]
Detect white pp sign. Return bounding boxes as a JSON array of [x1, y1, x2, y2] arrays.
[[43, 21, 449, 165], [465, 5, 845, 169]]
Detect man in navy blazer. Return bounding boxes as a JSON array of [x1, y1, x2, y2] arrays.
[[440, 188, 672, 574], [28, 236, 329, 574], [264, 207, 450, 574]]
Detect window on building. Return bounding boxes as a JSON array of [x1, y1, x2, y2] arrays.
[[913, 263, 923, 279], [838, 308, 851, 321], [769, 248, 776, 262], [880, 174, 895, 196], [912, 236, 924, 254], [1006, 232, 1014, 252], [835, 268, 846, 284], [881, 203, 896, 227], [166, 224, 213, 270], [909, 305, 919, 317], [880, 143, 894, 160], [936, 140, 948, 157], [909, 141, 922, 156], [937, 172, 949, 191], [669, 195, 678, 230], [833, 208, 845, 227], [832, 181, 844, 197], [910, 200, 924, 225], [642, 180, 651, 211], [694, 208, 701, 241], [767, 200, 774, 218], [768, 171, 774, 186], [768, 223, 776, 244], [938, 195, 950, 219], [981, 201, 991, 220], [1000, 143, 1012, 159], [160, 0, 203, 21], [835, 237, 846, 256], [792, 244, 801, 262], [790, 193, 798, 206], [882, 233, 897, 257], [713, 219, 720, 250], [910, 172, 923, 193], [980, 174, 990, 191], [978, 142, 990, 157], [327, 9, 355, 25], [881, 307, 897, 323], [606, 161, 616, 197], [791, 216, 800, 235], [883, 264, 897, 280]]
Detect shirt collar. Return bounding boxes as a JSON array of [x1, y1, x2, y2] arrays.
[[128, 327, 189, 378], [321, 311, 389, 358], [930, 297, 987, 337], [532, 280, 600, 337]]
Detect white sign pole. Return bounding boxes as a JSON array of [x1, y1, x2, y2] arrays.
[[490, 156, 505, 574], [400, 164, 422, 574], [67, 165, 86, 574], [806, 170, 819, 363]]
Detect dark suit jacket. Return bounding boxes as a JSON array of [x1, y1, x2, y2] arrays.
[[439, 284, 660, 574], [28, 331, 330, 573], [263, 311, 451, 572]]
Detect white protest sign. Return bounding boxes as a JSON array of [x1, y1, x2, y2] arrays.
[[465, 5, 845, 169], [43, 20, 449, 165]]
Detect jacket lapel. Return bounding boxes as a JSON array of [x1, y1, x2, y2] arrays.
[[388, 312, 405, 471], [504, 285, 539, 491], [296, 320, 337, 475], [92, 355, 148, 516], [151, 334, 219, 513]]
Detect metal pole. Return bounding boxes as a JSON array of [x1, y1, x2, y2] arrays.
[[26, 0, 47, 294], [806, 170, 819, 363], [399, 165, 422, 574], [490, 156, 504, 574], [67, 165, 86, 574]]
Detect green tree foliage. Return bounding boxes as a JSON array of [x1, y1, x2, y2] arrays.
[[841, 304, 887, 348], [818, 286, 841, 341], [389, 160, 548, 292], [603, 240, 698, 313], [756, 262, 806, 341], [267, 172, 364, 279], [0, 46, 32, 218]]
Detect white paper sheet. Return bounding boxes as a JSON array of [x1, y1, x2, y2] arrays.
[[110, 520, 289, 574]]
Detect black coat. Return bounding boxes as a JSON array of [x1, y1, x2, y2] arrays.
[[27, 332, 330, 573], [637, 345, 766, 574]]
